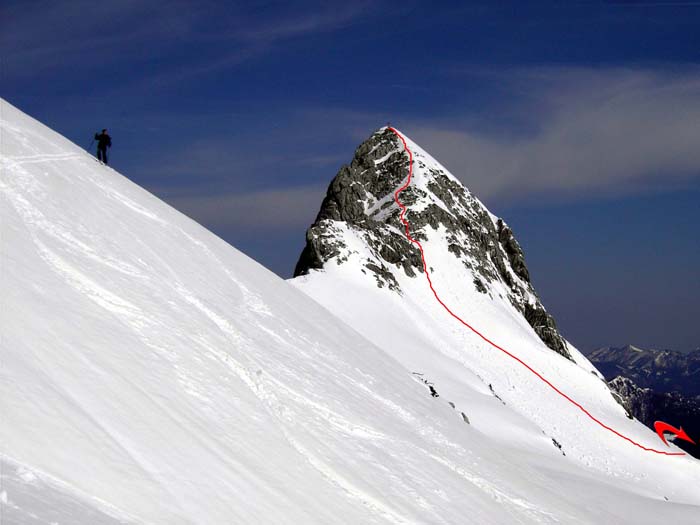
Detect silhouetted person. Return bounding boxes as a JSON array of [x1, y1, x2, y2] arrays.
[[95, 129, 112, 164]]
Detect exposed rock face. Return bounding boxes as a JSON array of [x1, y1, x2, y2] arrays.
[[608, 376, 700, 458], [295, 128, 571, 359], [294, 130, 422, 291]]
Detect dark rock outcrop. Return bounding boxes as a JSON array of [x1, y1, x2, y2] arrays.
[[589, 345, 700, 458], [295, 128, 571, 359], [608, 376, 700, 458]]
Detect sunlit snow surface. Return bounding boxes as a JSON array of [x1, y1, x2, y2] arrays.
[[292, 130, 700, 521], [1, 99, 698, 524]]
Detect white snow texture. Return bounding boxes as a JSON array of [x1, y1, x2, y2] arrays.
[[1, 99, 698, 524]]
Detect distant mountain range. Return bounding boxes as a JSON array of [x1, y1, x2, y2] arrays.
[[587, 345, 700, 395], [587, 345, 700, 457]]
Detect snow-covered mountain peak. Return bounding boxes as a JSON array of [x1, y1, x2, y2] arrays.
[[4, 100, 700, 523], [295, 127, 569, 358]]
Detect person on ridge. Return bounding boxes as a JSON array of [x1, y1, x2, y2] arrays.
[[94, 129, 112, 164]]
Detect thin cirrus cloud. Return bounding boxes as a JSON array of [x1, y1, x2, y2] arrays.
[[161, 184, 327, 233], [0, 0, 372, 83], [408, 67, 700, 204], [146, 67, 700, 236], [137, 3, 374, 85]]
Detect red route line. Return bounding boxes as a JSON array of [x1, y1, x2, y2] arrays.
[[387, 126, 685, 457]]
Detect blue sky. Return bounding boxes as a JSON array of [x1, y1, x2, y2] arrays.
[[2, 0, 699, 352]]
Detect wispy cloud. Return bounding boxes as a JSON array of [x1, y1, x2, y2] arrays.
[[136, 65, 700, 233], [134, 105, 379, 235], [0, 1, 185, 71], [158, 184, 326, 233], [0, 1, 373, 83], [143, 2, 373, 84], [233, 4, 370, 43], [406, 67, 700, 203]]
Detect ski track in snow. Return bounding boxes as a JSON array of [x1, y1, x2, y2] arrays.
[[180, 296, 416, 522], [3, 100, 699, 523], [174, 281, 419, 522], [1, 152, 85, 168], [386, 126, 685, 458], [175, 228, 274, 317], [348, 382, 559, 523], [176, 268, 558, 522], [0, 455, 151, 525], [0, 165, 148, 279]]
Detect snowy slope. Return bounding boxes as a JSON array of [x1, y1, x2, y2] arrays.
[[1, 100, 699, 524], [292, 128, 700, 519]]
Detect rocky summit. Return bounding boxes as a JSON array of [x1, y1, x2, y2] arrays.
[[295, 128, 571, 359]]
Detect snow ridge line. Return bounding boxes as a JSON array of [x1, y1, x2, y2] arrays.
[[387, 126, 685, 457]]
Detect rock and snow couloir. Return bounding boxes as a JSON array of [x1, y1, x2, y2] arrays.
[[291, 128, 700, 517], [1, 100, 699, 524]]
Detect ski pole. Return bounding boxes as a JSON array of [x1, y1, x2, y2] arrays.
[[88, 138, 95, 152]]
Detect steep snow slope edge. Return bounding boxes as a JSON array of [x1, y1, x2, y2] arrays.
[[1, 100, 699, 524], [292, 127, 700, 512], [294, 128, 569, 358]]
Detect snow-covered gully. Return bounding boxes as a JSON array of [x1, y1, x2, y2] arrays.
[[386, 127, 684, 457]]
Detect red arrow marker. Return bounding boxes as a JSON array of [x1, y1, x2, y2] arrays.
[[387, 126, 686, 457], [654, 421, 696, 447]]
